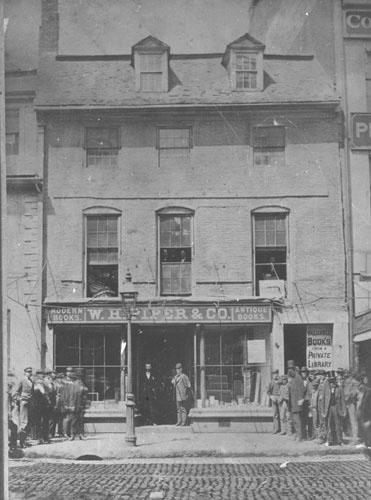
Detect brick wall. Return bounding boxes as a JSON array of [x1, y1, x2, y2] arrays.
[[44, 108, 346, 312]]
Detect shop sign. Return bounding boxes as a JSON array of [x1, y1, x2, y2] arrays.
[[350, 114, 371, 149], [345, 11, 371, 38], [47, 303, 272, 324], [306, 324, 333, 370]]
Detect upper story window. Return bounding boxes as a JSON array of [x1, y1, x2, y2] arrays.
[[85, 127, 119, 167], [6, 109, 19, 155], [158, 208, 193, 296], [222, 33, 265, 92], [236, 53, 257, 90], [139, 53, 163, 91], [157, 127, 192, 164], [253, 209, 288, 297], [253, 126, 285, 167], [85, 212, 120, 298], [132, 36, 170, 92]]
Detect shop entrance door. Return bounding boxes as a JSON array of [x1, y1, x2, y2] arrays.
[[284, 324, 306, 370], [138, 326, 193, 424]]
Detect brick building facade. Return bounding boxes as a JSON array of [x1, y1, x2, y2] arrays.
[[29, 0, 349, 427]]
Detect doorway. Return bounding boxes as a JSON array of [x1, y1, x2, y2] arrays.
[[138, 325, 193, 424], [284, 324, 306, 370]]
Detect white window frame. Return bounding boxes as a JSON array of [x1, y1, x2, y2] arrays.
[[85, 127, 120, 167], [230, 50, 263, 91], [252, 207, 289, 297], [157, 207, 194, 296], [83, 207, 121, 298]]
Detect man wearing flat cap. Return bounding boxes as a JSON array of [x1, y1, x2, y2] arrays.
[[16, 367, 34, 448], [172, 363, 192, 426]]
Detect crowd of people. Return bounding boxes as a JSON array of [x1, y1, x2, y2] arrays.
[[8, 366, 89, 450], [267, 361, 371, 447]]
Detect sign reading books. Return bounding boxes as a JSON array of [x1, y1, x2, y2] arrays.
[[306, 324, 333, 370]]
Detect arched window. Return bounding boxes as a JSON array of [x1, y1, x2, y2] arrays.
[[157, 207, 194, 296], [83, 207, 121, 298], [252, 206, 289, 296]]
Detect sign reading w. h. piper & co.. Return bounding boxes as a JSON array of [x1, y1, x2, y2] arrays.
[[47, 303, 272, 324]]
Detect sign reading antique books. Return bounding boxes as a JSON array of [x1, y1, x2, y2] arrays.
[[47, 303, 272, 324], [345, 11, 371, 38], [351, 114, 371, 149], [306, 324, 333, 370]]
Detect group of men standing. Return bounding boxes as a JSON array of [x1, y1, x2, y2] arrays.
[[8, 366, 89, 450], [267, 361, 371, 447]]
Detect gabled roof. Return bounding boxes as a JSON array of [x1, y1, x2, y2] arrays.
[[222, 33, 265, 67], [132, 35, 170, 53], [36, 53, 338, 109]]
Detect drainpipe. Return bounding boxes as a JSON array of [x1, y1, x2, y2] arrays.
[[333, 0, 355, 369]]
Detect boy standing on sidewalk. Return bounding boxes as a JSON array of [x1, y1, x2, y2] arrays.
[[267, 369, 281, 435], [278, 375, 291, 435]]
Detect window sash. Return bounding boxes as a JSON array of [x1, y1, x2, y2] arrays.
[[254, 216, 286, 247], [86, 216, 118, 265], [6, 110, 19, 134], [159, 214, 192, 295], [6, 133, 19, 155]]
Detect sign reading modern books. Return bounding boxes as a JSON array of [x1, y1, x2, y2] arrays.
[[47, 303, 272, 324], [306, 324, 333, 370]]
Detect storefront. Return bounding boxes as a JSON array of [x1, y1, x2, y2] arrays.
[[47, 300, 275, 423]]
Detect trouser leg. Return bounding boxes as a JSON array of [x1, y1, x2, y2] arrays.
[[63, 412, 71, 437], [8, 420, 18, 448], [272, 399, 281, 433], [176, 401, 182, 425], [292, 412, 303, 440], [347, 403, 359, 441]]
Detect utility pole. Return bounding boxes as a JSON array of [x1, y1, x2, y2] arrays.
[[0, 0, 8, 498]]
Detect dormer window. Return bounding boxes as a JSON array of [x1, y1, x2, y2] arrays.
[[222, 33, 265, 92], [236, 53, 257, 89], [132, 36, 170, 92]]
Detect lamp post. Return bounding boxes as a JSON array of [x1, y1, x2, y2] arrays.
[[120, 270, 138, 446]]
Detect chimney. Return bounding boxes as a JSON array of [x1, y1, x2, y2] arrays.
[[39, 0, 59, 53]]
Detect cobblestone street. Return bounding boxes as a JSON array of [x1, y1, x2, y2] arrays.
[[8, 456, 371, 500]]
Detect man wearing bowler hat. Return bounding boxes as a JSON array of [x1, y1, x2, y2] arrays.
[[172, 363, 192, 426], [322, 371, 346, 446]]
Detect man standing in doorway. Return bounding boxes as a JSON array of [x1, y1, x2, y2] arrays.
[[172, 363, 191, 426], [142, 363, 160, 425]]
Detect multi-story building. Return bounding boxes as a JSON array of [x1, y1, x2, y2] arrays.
[[5, 0, 44, 374], [34, 0, 349, 427], [336, 0, 371, 375]]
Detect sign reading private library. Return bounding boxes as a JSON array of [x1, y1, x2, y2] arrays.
[[306, 324, 333, 370], [351, 114, 371, 149], [47, 303, 272, 324]]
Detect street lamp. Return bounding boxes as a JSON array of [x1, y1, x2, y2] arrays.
[[120, 270, 138, 447]]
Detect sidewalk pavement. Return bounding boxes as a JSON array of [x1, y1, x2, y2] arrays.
[[16, 426, 366, 461]]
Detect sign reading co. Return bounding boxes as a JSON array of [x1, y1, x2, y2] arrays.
[[47, 304, 272, 324], [351, 113, 371, 149], [345, 11, 371, 37]]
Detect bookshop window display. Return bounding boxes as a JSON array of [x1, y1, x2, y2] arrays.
[[196, 326, 271, 406]]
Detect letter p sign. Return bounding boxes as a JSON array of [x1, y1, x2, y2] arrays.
[[352, 114, 371, 149]]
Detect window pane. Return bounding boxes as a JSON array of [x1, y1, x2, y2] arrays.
[[140, 73, 162, 91], [140, 53, 162, 72], [6, 110, 19, 133], [6, 133, 19, 155], [159, 129, 190, 149]]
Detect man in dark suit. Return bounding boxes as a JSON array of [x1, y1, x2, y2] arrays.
[[142, 363, 160, 425], [322, 374, 346, 446], [288, 365, 305, 441]]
